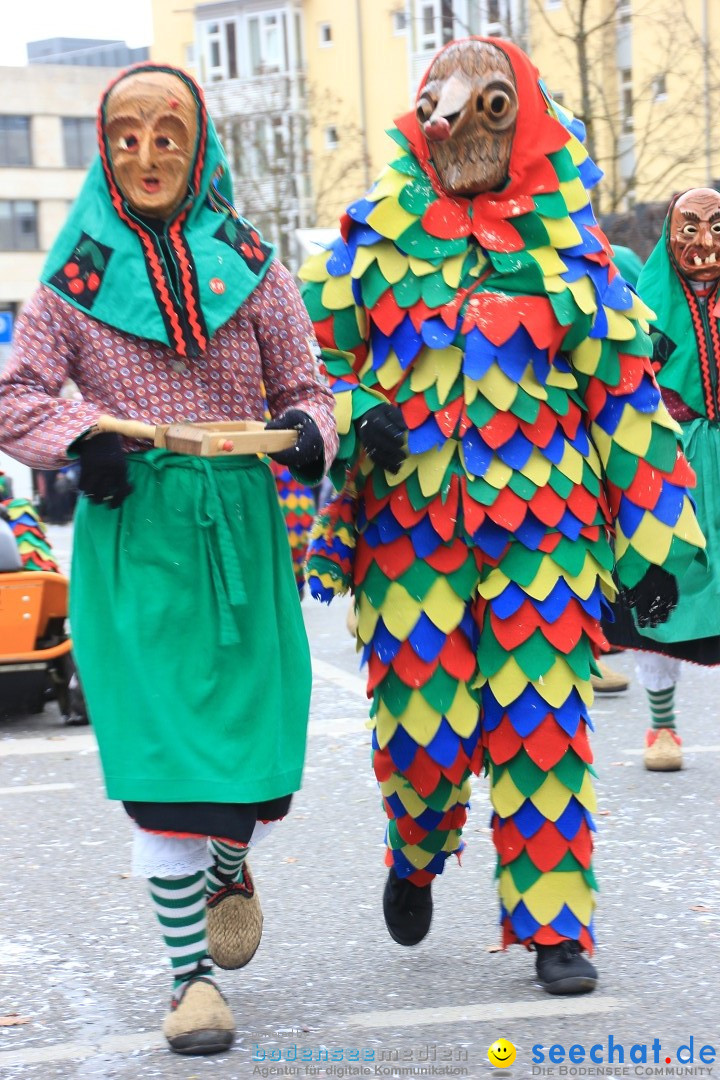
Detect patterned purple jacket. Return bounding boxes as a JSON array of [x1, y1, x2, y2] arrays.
[[0, 260, 338, 472]]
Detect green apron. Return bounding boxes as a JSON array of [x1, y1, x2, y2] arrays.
[[637, 419, 720, 645], [70, 450, 311, 803]]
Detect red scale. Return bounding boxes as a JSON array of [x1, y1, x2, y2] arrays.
[[487, 485, 528, 531], [494, 817, 527, 864], [484, 715, 524, 764], [625, 458, 664, 510], [522, 714, 573, 770], [480, 410, 519, 448], [524, 820, 572, 872], [370, 289, 406, 336], [392, 640, 440, 687], [519, 403, 557, 448], [428, 476, 460, 541], [438, 629, 477, 682], [434, 396, 464, 438], [529, 484, 567, 526]]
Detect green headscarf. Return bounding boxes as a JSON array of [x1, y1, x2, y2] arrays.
[[41, 63, 275, 358], [637, 196, 720, 418], [612, 245, 643, 288]]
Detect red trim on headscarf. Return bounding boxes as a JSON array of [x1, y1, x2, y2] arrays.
[[169, 211, 208, 353], [393, 37, 573, 251]]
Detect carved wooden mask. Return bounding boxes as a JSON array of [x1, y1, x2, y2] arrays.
[[415, 40, 517, 196], [670, 188, 720, 282], [105, 70, 198, 220]]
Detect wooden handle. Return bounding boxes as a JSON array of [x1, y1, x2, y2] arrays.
[[97, 415, 158, 442]]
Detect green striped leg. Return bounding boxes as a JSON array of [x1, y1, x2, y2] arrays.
[[206, 839, 249, 894], [148, 872, 213, 989], [647, 686, 677, 730]]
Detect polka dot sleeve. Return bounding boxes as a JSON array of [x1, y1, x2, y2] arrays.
[[0, 288, 103, 469]]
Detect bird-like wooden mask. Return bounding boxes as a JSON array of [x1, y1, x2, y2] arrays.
[[670, 188, 720, 283], [415, 40, 517, 196]]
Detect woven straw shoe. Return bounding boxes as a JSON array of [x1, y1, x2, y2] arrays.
[[643, 728, 683, 771], [207, 861, 263, 969], [590, 660, 630, 694], [163, 976, 235, 1055]]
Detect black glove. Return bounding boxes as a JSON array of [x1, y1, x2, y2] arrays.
[[620, 564, 678, 628], [355, 402, 408, 473], [266, 409, 324, 474], [77, 432, 132, 509]]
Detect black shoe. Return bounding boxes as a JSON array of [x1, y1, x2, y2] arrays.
[[535, 941, 598, 995], [382, 867, 433, 946]]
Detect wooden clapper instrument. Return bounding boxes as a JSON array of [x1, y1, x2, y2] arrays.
[[97, 416, 297, 457]]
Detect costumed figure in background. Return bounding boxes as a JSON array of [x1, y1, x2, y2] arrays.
[[0, 64, 336, 1054], [302, 39, 704, 994], [606, 189, 720, 771], [271, 463, 315, 597], [611, 246, 644, 290], [0, 497, 61, 573]]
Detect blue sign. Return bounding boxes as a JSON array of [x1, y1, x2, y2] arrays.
[[0, 312, 13, 344]]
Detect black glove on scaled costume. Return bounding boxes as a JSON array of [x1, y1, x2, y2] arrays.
[[355, 402, 408, 473], [77, 432, 132, 509], [620, 564, 679, 628]]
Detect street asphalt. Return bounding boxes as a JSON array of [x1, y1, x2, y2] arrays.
[[0, 524, 718, 1079]]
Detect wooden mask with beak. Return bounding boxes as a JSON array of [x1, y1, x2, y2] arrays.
[[415, 40, 518, 196]]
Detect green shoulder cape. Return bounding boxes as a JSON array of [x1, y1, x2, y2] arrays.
[[41, 63, 275, 358]]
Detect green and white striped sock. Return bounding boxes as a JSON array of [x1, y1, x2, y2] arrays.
[[647, 685, 676, 730], [148, 872, 213, 990], [206, 839, 249, 895]]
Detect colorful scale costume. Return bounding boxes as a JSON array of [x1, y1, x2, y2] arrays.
[[0, 498, 60, 573], [270, 465, 315, 594], [303, 39, 704, 951]]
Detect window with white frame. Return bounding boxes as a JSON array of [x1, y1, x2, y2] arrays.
[[0, 116, 31, 166], [393, 9, 408, 34], [248, 11, 284, 75], [618, 0, 631, 25], [652, 73, 667, 101], [420, 2, 437, 50], [545, 0, 562, 9], [324, 125, 339, 150], [417, 0, 455, 51], [204, 22, 223, 81], [62, 117, 96, 168], [318, 22, 332, 46], [440, 0, 454, 42], [0, 200, 39, 250], [200, 19, 239, 81], [225, 21, 238, 78]]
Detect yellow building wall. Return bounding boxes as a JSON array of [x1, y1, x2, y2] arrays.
[[527, 0, 720, 214], [628, 0, 720, 204], [303, 0, 411, 227], [150, 0, 197, 70], [360, 0, 413, 185]]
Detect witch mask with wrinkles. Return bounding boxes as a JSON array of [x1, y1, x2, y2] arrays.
[[105, 70, 198, 220], [669, 188, 720, 283]]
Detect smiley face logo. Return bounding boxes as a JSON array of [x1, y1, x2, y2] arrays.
[[488, 1039, 516, 1068]]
